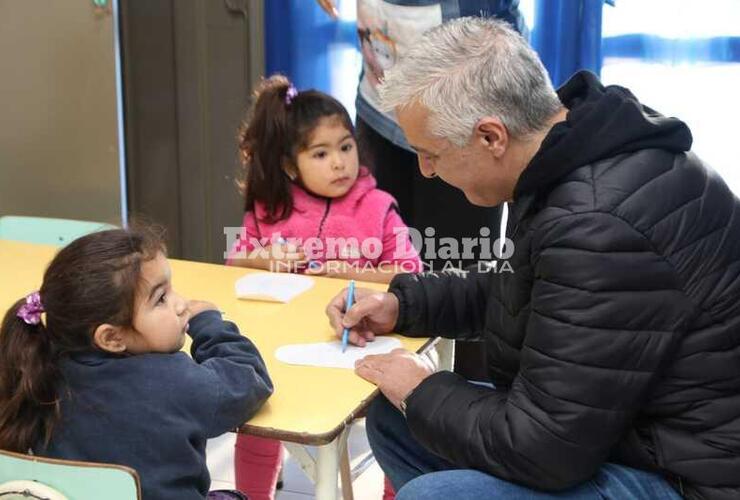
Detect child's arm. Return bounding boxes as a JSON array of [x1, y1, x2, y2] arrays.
[[306, 207, 424, 283], [228, 243, 308, 273], [306, 261, 405, 284], [225, 213, 309, 271], [378, 207, 424, 272], [187, 304, 274, 436]]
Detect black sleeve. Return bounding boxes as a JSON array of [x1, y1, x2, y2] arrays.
[[388, 265, 493, 340], [403, 212, 694, 490]]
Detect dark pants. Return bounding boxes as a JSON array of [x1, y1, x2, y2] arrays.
[[366, 395, 681, 500], [356, 116, 496, 381]]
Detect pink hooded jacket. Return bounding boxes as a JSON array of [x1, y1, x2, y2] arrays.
[[228, 168, 422, 272]]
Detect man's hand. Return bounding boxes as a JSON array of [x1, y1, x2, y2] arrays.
[[264, 242, 308, 273], [326, 288, 399, 346], [316, 0, 339, 19], [355, 349, 434, 409]]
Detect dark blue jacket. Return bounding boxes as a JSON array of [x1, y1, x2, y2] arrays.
[[35, 310, 273, 500]]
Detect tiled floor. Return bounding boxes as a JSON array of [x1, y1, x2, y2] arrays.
[[206, 419, 385, 500]]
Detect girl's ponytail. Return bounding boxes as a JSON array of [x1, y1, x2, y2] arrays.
[[239, 75, 297, 223], [237, 74, 355, 222], [0, 297, 61, 452]]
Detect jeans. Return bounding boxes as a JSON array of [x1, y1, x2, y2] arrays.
[[366, 395, 682, 500]]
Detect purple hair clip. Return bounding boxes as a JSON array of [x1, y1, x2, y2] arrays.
[[17, 291, 44, 325], [285, 85, 298, 105]]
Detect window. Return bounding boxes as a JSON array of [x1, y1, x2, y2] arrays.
[[601, 0, 740, 193]]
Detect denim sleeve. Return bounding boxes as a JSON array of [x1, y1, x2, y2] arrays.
[[188, 310, 274, 437]]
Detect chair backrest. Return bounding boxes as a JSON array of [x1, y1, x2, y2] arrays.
[[0, 449, 141, 500], [0, 216, 117, 247]]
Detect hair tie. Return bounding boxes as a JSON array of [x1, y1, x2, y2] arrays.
[[17, 291, 44, 325], [285, 85, 298, 105]]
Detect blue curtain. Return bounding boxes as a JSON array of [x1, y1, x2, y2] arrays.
[[531, 0, 608, 87], [603, 35, 740, 65], [264, 0, 357, 93], [263, 0, 613, 92]]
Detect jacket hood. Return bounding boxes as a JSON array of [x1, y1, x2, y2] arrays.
[[514, 71, 693, 199]]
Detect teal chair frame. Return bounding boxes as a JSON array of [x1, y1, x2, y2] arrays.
[[0, 449, 141, 499], [0, 216, 117, 247]]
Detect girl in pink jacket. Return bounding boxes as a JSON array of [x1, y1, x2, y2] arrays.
[[228, 75, 422, 283], [227, 75, 421, 499]]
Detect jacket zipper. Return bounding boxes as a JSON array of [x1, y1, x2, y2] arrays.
[[317, 199, 331, 239], [509, 194, 537, 241]]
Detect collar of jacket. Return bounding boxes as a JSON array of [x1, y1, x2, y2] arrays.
[[254, 166, 376, 220], [509, 70, 692, 222]]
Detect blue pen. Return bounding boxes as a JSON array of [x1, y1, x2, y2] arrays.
[[341, 280, 356, 353]]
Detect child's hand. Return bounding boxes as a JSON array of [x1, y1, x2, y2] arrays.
[[264, 243, 307, 273], [305, 260, 329, 276], [304, 260, 338, 276], [187, 300, 219, 317]]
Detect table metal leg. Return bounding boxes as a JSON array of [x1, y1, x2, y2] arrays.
[[339, 428, 354, 500], [283, 442, 317, 486], [282, 426, 353, 500], [315, 436, 341, 500]]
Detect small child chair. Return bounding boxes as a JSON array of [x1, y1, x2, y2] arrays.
[[0, 216, 117, 247], [0, 449, 141, 500]]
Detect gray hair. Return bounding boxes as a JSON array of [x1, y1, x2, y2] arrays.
[[378, 17, 562, 145]]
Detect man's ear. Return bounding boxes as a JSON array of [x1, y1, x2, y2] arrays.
[[474, 117, 508, 158], [93, 324, 128, 353]]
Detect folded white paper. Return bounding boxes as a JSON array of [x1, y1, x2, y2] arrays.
[[235, 272, 314, 303], [275, 337, 403, 369]]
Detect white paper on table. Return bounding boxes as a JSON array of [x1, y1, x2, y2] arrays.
[[234, 272, 314, 303], [275, 337, 403, 369]]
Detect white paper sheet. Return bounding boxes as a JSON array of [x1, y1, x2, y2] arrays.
[[275, 337, 403, 369], [234, 273, 314, 303]]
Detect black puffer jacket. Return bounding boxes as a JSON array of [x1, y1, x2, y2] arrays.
[[389, 71, 740, 499]]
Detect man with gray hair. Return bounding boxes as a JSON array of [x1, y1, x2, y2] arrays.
[[326, 16, 740, 500]]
